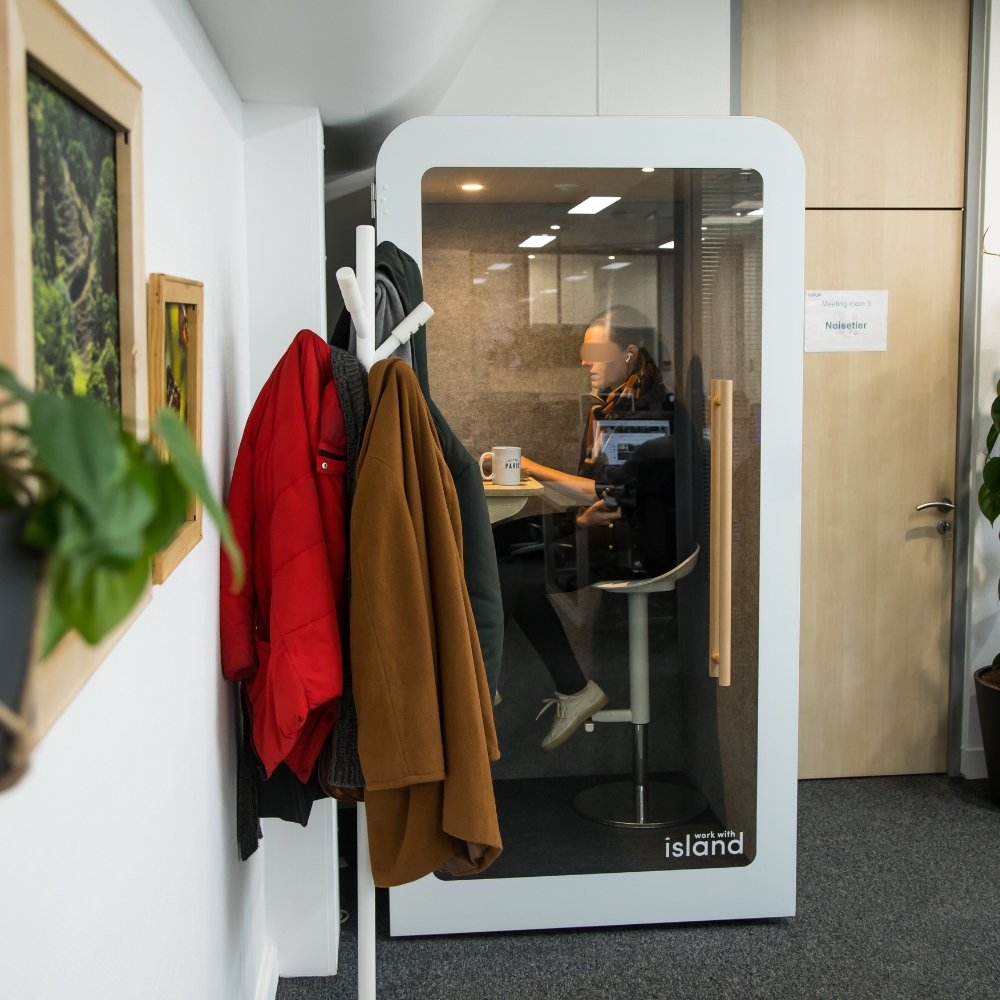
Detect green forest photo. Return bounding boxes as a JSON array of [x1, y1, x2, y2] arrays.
[[28, 70, 121, 411]]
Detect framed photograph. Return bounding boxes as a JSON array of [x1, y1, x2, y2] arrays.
[[147, 274, 203, 584], [0, 0, 148, 753]]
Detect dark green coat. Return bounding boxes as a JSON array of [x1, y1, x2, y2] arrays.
[[330, 242, 504, 694]]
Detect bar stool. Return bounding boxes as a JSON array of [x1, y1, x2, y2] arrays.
[[574, 545, 709, 829]]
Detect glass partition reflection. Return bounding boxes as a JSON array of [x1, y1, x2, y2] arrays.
[[423, 167, 762, 879]]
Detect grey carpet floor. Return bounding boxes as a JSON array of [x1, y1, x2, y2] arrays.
[[278, 775, 1000, 1000]]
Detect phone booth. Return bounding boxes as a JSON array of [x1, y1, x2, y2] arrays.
[[373, 115, 805, 935]]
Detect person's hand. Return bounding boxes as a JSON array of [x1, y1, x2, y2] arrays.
[[520, 456, 540, 478], [576, 499, 621, 528]]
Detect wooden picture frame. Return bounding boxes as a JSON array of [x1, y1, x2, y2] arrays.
[[0, 0, 148, 757], [148, 274, 203, 583]]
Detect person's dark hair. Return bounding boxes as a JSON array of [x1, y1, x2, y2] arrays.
[[589, 305, 656, 353]]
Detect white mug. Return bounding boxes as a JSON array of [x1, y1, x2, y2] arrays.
[[480, 446, 521, 486]]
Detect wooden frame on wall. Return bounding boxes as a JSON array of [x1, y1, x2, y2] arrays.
[[0, 0, 148, 753], [148, 274, 204, 584]]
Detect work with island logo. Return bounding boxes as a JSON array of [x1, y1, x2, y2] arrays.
[[665, 830, 743, 858]]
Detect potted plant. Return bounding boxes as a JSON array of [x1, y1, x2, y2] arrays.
[[975, 378, 1000, 802], [0, 367, 243, 789]]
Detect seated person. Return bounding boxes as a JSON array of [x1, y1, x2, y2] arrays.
[[500, 306, 675, 751]]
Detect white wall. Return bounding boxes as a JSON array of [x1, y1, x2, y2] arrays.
[[434, 0, 730, 117], [964, 0, 1000, 779], [244, 103, 327, 397], [0, 1, 268, 998]]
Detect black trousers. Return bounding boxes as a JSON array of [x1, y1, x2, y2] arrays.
[[497, 555, 587, 696]]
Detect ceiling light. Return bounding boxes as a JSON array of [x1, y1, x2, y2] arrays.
[[519, 234, 557, 248], [555, 183, 578, 192], [550, 225, 561, 230], [488, 262, 512, 270], [602, 262, 630, 270], [565, 274, 588, 282], [641, 167, 655, 173], [527, 254, 535, 259], [608, 256, 615, 260], [747, 207, 763, 216], [659, 240, 674, 249], [461, 183, 483, 191], [568, 196, 621, 215], [472, 278, 486, 285], [541, 288, 558, 294], [701, 226, 708, 231]]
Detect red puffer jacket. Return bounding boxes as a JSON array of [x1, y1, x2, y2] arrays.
[[220, 329, 347, 781]]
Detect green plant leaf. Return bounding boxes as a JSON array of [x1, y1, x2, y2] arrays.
[[154, 408, 244, 590], [26, 390, 127, 520], [992, 395, 1000, 433], [989, 423, 999, 459], [984, 457, 1000, 492], [979, 482, 1000, 525], [41, 592, 70, 658], [48, 546, 149, 648], [141, 462, 189, 556]]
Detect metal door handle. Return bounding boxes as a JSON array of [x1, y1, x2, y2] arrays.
[[916, 498, 955, 513], [709, 379, 733, 688]]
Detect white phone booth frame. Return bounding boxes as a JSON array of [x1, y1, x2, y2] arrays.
[[375, 115, 805, 937]]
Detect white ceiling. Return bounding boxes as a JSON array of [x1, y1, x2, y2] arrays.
[[189, 0, 498, 169]]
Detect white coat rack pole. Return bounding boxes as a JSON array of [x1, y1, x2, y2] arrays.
[[356, 225, 376, 370], [355, 224, 377, 1000], [357, 799, 376, 1000]]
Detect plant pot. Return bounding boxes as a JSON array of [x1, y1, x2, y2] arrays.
[[974, 666, 1000, 804], [0, 506, 42, 789]]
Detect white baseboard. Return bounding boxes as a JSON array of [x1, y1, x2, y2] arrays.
[[255, 942, 279, 1000], [961, 746, 988, 780]]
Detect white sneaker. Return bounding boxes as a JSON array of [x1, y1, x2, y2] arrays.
[[536, 680, 609, 752]]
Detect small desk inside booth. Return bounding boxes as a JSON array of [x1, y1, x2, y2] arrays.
[[482, 477, 544, 523]]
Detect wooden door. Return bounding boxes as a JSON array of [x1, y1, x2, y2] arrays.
[[800, 211, 961, 776], [744, 0, 970, 776]]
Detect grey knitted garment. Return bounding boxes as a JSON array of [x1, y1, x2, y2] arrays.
[[348, 271, 411, 366], [324, 346, 370, 789]]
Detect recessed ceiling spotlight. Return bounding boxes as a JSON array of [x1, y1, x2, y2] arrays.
[[520, 234, 557, 248], [550, 225, 561, 230], [527, 254, 536, 259], [473, 278, 486, 285], [608, 256, 615, 260], [568, 196, 621, 215], [641, 167, 655, 173], [541, 288, 558, 294], [701, 226, 708, 231], [602, 262, 630, 270], [565, 274, 588, 282], [488, 262, 512, 270], [461, 183, 483, 191], [659, 240, 674, 249]]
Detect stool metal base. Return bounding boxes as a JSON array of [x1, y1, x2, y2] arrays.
[[573, 779, 709, 829]]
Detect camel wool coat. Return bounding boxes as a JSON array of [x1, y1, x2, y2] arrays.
[[351, 358, 502, 887]]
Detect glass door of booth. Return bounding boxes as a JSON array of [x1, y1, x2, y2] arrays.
[[421, 166, 763, 880]]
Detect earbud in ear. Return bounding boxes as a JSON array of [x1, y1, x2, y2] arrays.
[[626, 352, 633, 363]]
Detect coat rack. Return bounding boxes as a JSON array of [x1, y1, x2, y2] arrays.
[[335, 225, 433, 1000]]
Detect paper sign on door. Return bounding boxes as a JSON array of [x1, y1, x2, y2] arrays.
[[804, 290, 888, 352]]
